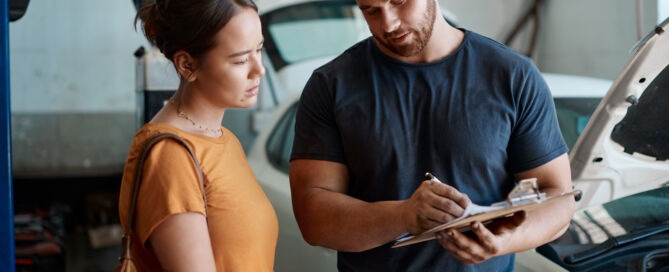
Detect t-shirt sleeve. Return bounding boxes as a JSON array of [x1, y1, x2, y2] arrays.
[[507, 63, 568, 173], [134, 139, 206, 246], [290, 72, 347, 164]]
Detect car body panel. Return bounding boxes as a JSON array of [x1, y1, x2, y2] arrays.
[[569, 18, 669, 209], [276, 56, 335, 97], [542, 73, 611, 98]]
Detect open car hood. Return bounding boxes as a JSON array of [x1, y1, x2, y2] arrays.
[[570, 18, 669, 209]]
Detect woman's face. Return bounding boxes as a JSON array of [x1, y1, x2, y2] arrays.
[[193, 7, 265, 109]]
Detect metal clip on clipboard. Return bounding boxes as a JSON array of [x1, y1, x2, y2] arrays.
[[491, 178, 547, 208]]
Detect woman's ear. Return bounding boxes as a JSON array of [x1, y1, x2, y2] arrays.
[[173, 51, 198, 82]]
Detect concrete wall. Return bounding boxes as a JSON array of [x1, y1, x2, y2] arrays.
[[662, 0, 669, 23], [10, 0, 148, 177], [10, 0, 147, 113], [440, 0, 660, 80]]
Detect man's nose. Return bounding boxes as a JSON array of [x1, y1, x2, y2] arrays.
[[381, 10, 400, 34]]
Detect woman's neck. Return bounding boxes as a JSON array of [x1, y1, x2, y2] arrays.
[[168, 84, 226, 137]]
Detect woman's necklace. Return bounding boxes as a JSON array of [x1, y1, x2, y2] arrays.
[[169, 97, 222, 138]]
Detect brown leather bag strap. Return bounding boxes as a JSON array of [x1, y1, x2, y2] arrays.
[[126, 133, 208, 235]]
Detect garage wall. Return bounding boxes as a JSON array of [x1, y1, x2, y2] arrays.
[[9, 0, 147, 177], [662, 0, 669, 23], [440, 0, 660, 80], [440, 0, 526, 44], [10, 0, 146, 113]]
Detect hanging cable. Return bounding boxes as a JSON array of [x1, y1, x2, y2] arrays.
[[636, 0, 643, 40]]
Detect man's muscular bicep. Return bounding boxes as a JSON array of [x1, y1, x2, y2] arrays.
[[289, 159, 349, 245], [289, 159, 349, 195], [513, 153, 572, 194]]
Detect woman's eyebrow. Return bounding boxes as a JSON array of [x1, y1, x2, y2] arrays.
[[227, 39, 264, 58], [227, 50, 252, 58]]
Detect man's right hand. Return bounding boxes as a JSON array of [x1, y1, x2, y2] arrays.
[[400, 179, 471, 234]]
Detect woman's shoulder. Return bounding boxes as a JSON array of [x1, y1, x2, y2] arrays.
[[128, 123, 244, 158], [126, 123, 196, 159], [137, 123, 228, 144], [136, 122, 188, 137]]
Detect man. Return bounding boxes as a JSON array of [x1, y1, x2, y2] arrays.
[[289, 0, 575, 270]]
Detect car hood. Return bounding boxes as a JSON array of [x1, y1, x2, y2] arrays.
[[570, 17, 669, 208]]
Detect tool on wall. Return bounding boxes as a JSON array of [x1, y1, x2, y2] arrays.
[[504, 0, 544, 59]]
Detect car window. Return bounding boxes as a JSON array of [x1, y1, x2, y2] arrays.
[[266, 102, 298, 174], [554, 97, 602, 150], [262, 1, 370, 71]]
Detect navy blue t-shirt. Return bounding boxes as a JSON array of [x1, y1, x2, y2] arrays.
[[290, 30, 567, 272]]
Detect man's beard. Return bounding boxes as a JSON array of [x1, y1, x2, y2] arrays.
[[374, 0, 436, 57]]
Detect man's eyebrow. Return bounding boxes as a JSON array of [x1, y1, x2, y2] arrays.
[[227, 39, 264, 58], [359, 5, 370, 10]]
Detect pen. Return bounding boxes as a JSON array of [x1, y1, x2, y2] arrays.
[[425, 172, 444, 184], [395, 173, 446, 243]]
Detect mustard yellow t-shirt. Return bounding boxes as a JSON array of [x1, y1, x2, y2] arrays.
[[118, 123, 278, 271]]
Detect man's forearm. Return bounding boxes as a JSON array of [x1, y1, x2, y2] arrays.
[[295, 188, 407, 252], [500, 187, 575, 255], [502, 154, 575, 255]]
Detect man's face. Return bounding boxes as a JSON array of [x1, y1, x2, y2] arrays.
[[357, 0, 436, 57]]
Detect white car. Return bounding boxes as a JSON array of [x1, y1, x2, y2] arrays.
[[249, 0, 669, 270]]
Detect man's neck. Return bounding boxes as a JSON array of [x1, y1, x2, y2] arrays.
[[377, 17, 465, 64]]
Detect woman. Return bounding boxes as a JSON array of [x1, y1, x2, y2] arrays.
[[118, 0, 277, 271]]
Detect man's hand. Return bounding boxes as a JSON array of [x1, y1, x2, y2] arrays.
[[436, 211, 527, 264], [400, 179, 471, 234]]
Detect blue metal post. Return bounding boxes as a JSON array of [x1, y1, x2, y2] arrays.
[[0, 0, 15, 270]]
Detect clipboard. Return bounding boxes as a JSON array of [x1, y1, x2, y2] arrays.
[[392, 178, 581, 248]]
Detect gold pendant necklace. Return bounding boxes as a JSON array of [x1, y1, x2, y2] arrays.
[[169, 97, 222, 137]]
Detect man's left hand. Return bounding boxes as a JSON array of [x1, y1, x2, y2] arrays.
[[435, 211, 527, 264]]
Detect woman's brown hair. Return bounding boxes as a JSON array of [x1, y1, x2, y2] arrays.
[[135, 0, 258, 62]]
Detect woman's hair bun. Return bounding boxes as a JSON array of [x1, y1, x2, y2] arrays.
[[134, 0, 258, 61]]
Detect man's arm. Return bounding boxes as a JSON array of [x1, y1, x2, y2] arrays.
[[511, 153, 574, 243], [436, 153, 574, 264], [290, 159, 470, 252]]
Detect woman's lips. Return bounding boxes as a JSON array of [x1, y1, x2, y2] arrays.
[[245, 85, 259, 96]]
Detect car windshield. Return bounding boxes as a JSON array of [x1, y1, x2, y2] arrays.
[[554, 98, 601, 149], [263, 1, 370, 71], [538, 186, 669, 269]]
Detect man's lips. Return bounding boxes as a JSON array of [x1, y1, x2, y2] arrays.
[[389, 32, 410, 43]]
